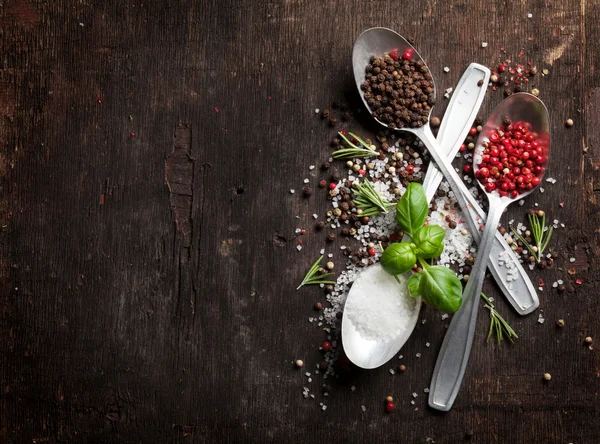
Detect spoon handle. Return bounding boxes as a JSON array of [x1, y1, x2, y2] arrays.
[[428, 200, 507, 411]]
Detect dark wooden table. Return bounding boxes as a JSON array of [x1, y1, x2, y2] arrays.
[[2, 0, 600, 442]]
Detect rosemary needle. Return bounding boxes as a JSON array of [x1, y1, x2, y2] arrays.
[[354, 179, 395, 216], [510, 211, 553, 263], [297, 255, 336, 290], [332, 132, 377, 159], [481, 292, 518, 344]]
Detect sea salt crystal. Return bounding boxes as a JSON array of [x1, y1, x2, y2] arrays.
[[389, 369, 395, 375], [441, 313, 449, 320], [416, 353, 421, 358], [538, 313, 545, 324], [552, 281, 558, 288], [412, 392, 418, 398], [290, 189, 295, 194], [481, 42, 488, 48], [425, 342, 430, 347], [361, 405, 366, 412], [424, 388, 430, 393], [344, 266, 419, 342], [570, 257, 576, 262], [558, 279, 564, 285], [296, 245, 302, 251], [443, 66, 450, 73], [309, 165, 315, 170], [351, 385, 356, 391], [315, 109, 320, 114], [322, 405, 327, 411], [527, 12, 533, 18]]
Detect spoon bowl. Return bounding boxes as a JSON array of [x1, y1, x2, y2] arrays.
[[352, 27, 436, 130]]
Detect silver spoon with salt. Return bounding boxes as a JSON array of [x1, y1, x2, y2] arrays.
[[352, 27, 538, 316], [429, 93, 550, 411], [342, 51, 489, 369]]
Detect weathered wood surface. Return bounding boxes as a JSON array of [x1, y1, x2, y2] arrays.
[[1, 0, 600, 442]]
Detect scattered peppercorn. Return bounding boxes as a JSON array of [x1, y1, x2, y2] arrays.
[[303, 186, 313, 197], [314, 302, 323, 311], [448, 220, 457, 229], [399, 364, 407, 372], [321, 161, 331, 171], [316, 220, 326, 230], [385, 401, 395, 412], [543, 373, 552, 381], [585, 336, 593, 344], [385, 395, 393, 403], [295, 359, 304, 368], [557, 319, 565, 327], [327, 233, 336, 242], [565, 118, 574, 127], [430, 117, 441, 127], [322, 341, 332, 352]]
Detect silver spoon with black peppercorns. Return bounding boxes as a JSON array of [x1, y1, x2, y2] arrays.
[[351, 28, 539, 314]]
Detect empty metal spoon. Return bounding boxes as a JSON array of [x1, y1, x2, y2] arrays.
[[429, 92, 550, 411], [352, 27, 538, 315]]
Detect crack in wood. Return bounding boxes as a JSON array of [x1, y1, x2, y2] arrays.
[[166, 124, 196, 315]]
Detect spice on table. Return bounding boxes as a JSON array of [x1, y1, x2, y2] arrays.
[[399, 364, 407, 372], [303, 186, 313, 197], [326, 261, 335, 270], [314, 302, 323, 311], [327, 233, 336, 242], [565, 118, 574, 127], [557, 319, 565, 327], [585, 336, 593, 344], [430, 117, 441, 127], [385, 395, 393, 403], [322, 341, 332, 352], [543, 372, 552, 381], [295, 359, 304, 368], [385, 401, 395, 412]]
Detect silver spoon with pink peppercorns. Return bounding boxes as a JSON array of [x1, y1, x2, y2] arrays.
[[429, 92, 550, 411], [352, 27, 539, 316]]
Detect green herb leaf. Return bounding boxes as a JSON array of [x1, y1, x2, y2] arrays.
[[412, 224, 445, 259], [296, 255, 336, 290], [395, 182, 428, 237], [481, 292, 518, 344], [419, 265, 463, 313], [407, 273, 422, 298], [381, 242, 417, 276]]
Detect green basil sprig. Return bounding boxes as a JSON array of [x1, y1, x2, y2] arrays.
[[381, 183, 463, 314]]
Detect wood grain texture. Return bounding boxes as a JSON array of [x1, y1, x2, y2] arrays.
[[1, 0, 599, 442]]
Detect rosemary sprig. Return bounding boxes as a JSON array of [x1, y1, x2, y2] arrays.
[[481, 292, 518, 344], [296, 255, 336, 290], [353, 179, 395, 216], [332, 132, 377, 159], [510, 211, 553, 263]]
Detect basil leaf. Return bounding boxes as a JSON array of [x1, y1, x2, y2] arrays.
[[419, 265, 463, 313], [395, 182, 428, 237], [413, 224, 445, 259], [407, 273, 422, 298], [381, 243, 417, 276]]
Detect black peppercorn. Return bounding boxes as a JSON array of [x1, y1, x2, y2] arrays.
[[327, 233, 336, 242], [316, 220, 326, 230], [448, 221, 457, 229], [328, 117, 337, 127], [321, 161, 331, 171], [303, 186, 313, 197], [320, 109, 330, 119]]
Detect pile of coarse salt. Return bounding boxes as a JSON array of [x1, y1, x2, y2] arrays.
[[344, 266, 418, 342]]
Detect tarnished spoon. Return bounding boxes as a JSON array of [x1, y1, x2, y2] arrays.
[[429, 92, 550, 411]]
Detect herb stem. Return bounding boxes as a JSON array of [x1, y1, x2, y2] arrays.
[[297, 255, 337, 290]]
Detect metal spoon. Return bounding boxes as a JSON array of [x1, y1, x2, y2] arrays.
[[342, 58, 489, 369], [352, 27, 538, 315], [429, 92, 550, 411]]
